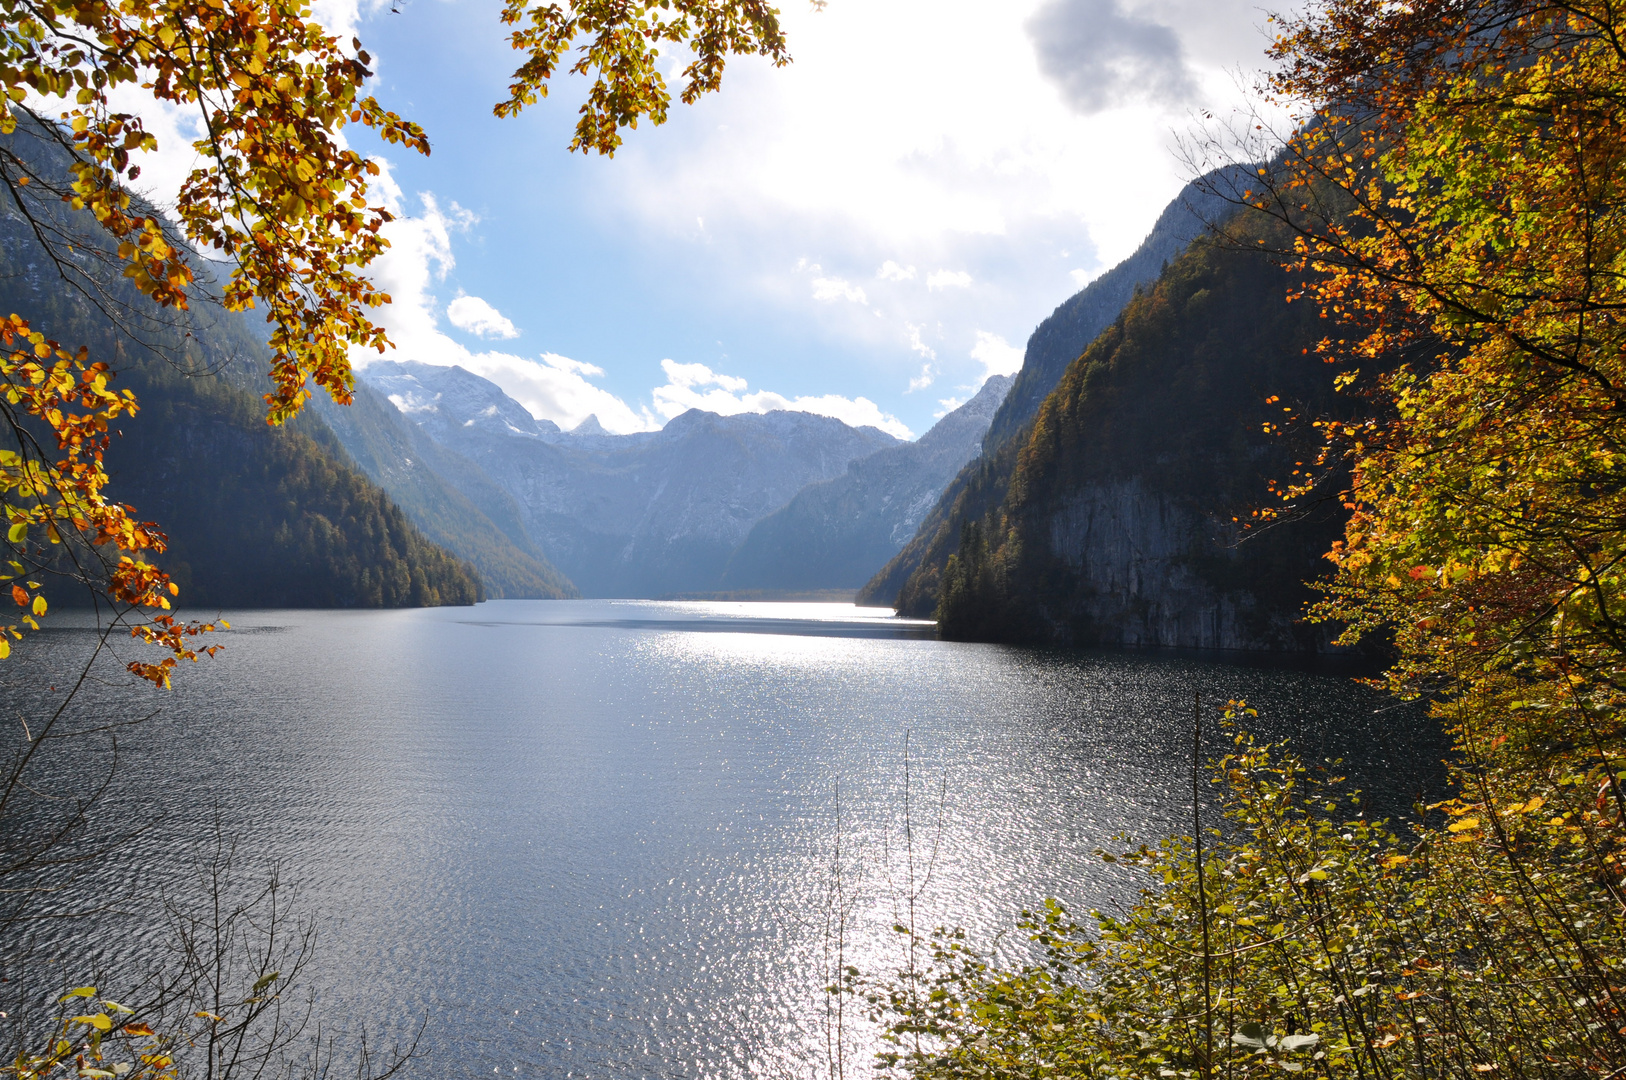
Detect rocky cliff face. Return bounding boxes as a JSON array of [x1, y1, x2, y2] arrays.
[[719, 375, 1012, 591], [1028, 480, 1305, 649], [906, 214, 1350, 651], [351, 362, 899, 597]]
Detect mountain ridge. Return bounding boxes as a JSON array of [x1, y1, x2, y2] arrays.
[[348, 361, 903, 597], [858, 168, 1248, 610], [899, 211, 1352, 650], [719, 374, 1013, 591]]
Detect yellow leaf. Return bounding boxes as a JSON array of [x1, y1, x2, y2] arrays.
[[31, 595, 45, 616]]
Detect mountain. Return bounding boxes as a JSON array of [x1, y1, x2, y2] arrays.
[[309, 383, 577, 599], [107, 360, 485, 609], [0, 118, 489, 609], [859, 169, 1246, 609], [718, 374, 1013, 592], [0, 252, 482, 609], [348, 362, 900, 597], [982, 167, 1248, 451], [881, 211, 1349, 649]]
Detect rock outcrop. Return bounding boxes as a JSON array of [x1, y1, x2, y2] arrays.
[[897, 212, 1350, 651], [1027, 480, 1304, 649]]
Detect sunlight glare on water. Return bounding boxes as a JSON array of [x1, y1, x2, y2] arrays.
[[1, 600, 1445, 1079]]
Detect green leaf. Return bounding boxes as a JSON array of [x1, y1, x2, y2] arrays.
[[1231, 1022, 1269, 1051], [6, 522, 24, 544]]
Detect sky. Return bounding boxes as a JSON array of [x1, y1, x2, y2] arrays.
[[134, 0, 1294, 439]]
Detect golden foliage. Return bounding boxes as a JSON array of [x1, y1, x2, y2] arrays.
[[0, 312, 220, 684], [0, 0, 785, 674]]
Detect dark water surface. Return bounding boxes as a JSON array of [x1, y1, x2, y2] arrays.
[[2, 600, 1446, 1078]]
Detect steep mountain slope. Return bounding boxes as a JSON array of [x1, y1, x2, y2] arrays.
[[351, 362, 899, 597], [912, 215, 1347, 649], [982, 168, 1247, 451], [858, 171, 1243, 607], [0, 123, 483, 608], [310, 384, 577, 598], [0, 265, 483, 609], [110, 362, 484, 608], [718, 375, 1012, 591]]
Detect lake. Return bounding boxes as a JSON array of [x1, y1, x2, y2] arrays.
[[0, 600, 1446, 1079]]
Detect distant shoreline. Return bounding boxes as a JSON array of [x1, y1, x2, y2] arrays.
[[653, 589, 861, 603]]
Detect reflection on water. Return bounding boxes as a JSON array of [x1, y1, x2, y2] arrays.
[[454, 600, 939, 640], [0, 601, 1446, 1079]]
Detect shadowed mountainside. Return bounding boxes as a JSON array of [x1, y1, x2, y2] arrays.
[[718, 375, 1012, 592], [310, 383, 577, 599], [859, 170, 1247, 610], [890, 212, 1352, 649], [0, 250, 483, 608]]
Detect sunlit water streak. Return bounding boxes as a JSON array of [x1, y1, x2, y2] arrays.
[[0, 601, 1446, 1079]]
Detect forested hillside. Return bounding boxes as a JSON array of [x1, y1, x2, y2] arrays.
[[0, 127, 483, 609], [858, 172, 1243, 611], [885, 212, 1349, 649], [311, 382, 577, 599]]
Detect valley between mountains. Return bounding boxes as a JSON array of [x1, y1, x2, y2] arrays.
[[1, 120, 1343, 652], [305, 167, 1342, 652]]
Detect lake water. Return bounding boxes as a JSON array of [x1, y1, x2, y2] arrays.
[[0, 600, 1446, 1079]]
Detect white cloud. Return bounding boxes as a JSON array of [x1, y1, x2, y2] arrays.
[[971, 331, 1025, 379], [1070, 267, 1098, 289], [457, 352, 657, 434], [542, 352, 607, 378], [935, 396, 966, 418], [927, 270, 974, 291], [583, 0, 1300, 419], [349, 182, 474, 370], [908, 364, 937, 392], [906, 323, 937, 361], [811, 276, 869, 304], [662, 359, 748, 393], [357, 192, 912, 438], [446, 294, 519, 339], [352, 185, 655, 434], [652, 359, 913, 439]]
